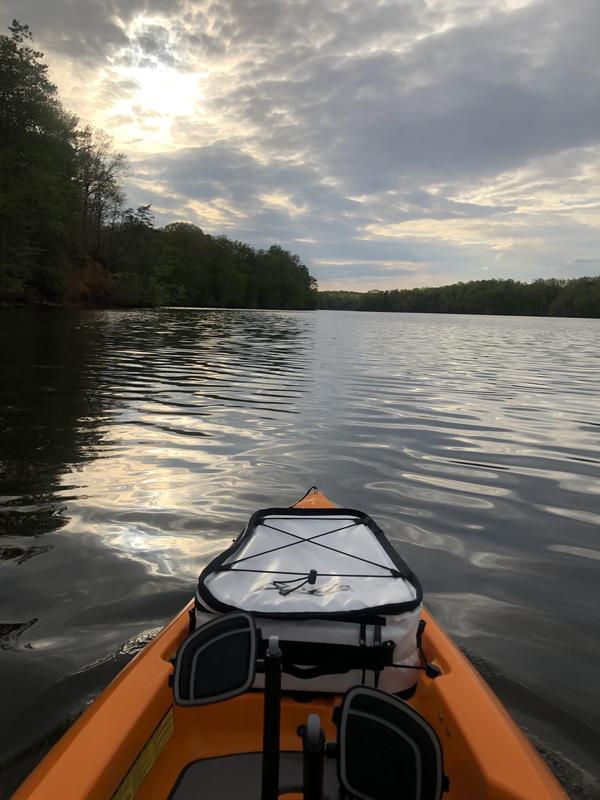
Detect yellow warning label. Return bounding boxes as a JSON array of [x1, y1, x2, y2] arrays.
[[112, 708, 174, 800]]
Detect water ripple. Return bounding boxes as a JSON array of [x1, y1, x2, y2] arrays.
[[0, 309, 599, 795]]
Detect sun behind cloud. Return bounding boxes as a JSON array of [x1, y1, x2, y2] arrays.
[[98, 13, 208, 150], [109, 63, 204, 148]]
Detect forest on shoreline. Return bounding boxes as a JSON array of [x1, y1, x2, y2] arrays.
[[2, 23, 598, 318], [319, 277, 600, 318], [0, 22, 317, 310]]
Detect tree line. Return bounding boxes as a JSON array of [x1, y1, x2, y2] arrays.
[[0, 22, 318, 309], [319, 277, 600, 318]]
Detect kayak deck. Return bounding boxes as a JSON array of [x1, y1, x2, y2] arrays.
[[13, 491, 567, 800]]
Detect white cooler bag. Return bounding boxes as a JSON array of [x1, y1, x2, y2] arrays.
[[195, 507, 424, 694]]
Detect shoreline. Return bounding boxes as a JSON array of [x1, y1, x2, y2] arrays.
[[2, 301, 599, 319]]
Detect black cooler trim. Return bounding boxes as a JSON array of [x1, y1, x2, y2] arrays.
[[196, 507, 423, 620]]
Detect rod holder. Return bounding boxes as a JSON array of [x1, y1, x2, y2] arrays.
[[261, 635, 282, 800], [301, 713, 325, 800]]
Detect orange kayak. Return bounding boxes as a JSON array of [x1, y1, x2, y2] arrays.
[[13, 490, 567, 800]]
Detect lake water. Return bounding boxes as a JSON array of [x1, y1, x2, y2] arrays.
[[1, 308, 599, 797]]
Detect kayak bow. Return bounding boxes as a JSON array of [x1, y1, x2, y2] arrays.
[[13, 489, 567, 800]]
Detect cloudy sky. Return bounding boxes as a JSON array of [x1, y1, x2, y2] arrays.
[[3, 0, 600, 290]]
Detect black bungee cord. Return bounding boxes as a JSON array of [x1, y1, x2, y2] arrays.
[[216, 516, 405, 593]]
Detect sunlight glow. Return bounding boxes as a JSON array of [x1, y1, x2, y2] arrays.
[[115, 65, 203, 120], [108, 64, 204, 149], [102, 13, 206, 149]]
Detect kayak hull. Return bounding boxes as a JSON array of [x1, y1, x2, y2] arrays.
[[13, 490, 567, 800]]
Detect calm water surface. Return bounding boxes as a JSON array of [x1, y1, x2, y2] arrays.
[[1, 308, 599, 797]]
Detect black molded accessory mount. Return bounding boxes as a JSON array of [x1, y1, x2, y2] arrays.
[[172, 611, 256, 706], [425, 662, 442, 679], [417, 618, 442, 679], [337, 685, 445, 800]]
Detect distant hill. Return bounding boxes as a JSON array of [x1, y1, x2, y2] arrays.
[[318, 277, 600, 318]]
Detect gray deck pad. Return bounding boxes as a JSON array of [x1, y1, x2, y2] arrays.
[[168, 751, 339, 799]]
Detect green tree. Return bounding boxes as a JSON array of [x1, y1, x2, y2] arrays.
[[74, 126, 127, 254], [0, 21, 319, 310], [0, 20, 77, 300], [324, 277, 600, 318]]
